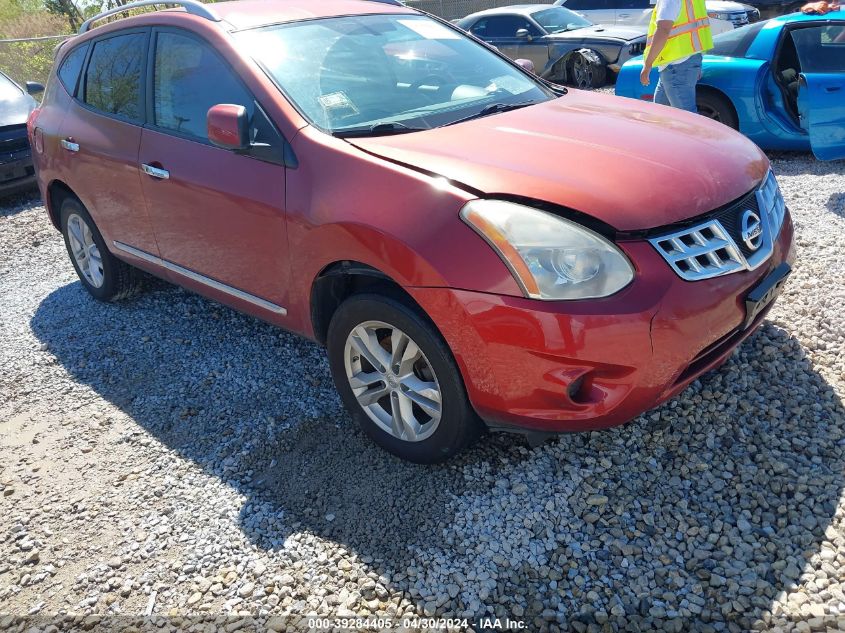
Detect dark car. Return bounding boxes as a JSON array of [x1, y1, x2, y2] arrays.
[[0, 71, 40, 197], [455, 5, 647, 88]]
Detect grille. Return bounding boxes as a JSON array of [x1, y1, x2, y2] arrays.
[[0, 125, 29, 155], [729, 12, 749, 26], [649, 220, 746, 280], [649, 186, 778, 281], [629, 42, 646, 56], [714, 191, 761, 258]]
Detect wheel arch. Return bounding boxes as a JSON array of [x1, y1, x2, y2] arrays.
[[696, 84, 740, 127], [310, 260, 430, 346], [45, 179, 79, 230]]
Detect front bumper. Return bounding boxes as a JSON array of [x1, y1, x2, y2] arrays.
[[408, 212, 795, 433], [0, 149, 36, 197]]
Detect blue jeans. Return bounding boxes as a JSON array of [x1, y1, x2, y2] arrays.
[[654, 54, 702, 112]]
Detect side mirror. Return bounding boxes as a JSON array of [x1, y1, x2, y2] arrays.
[[516, 28, 532, 40], [207, 104, 249, 151], [25, 81, 45, 96], [515, 58, 536, 73]]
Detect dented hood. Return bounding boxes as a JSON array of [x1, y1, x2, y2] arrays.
[[349, 90, 769, 231]]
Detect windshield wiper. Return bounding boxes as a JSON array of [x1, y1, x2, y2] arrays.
[[333, 121, 427, 138], [444, 101, 536, 127]]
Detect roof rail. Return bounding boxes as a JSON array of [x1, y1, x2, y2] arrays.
[[79, 0, 220, 34]]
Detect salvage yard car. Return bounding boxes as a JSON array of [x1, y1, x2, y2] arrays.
[[1, 71, 41, 197], [555, 0, 749, 35], [615, 11, 845, 160], [29, 0, 794, 462], [455, 5, 647, 87]]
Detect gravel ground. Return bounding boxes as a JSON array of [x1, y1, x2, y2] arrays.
[[1, 152, 844, 633]]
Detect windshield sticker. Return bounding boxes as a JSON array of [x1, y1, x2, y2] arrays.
[[488, 75, 533, 95], [398, 19, 461, 40], [319, 91, 358, 114]]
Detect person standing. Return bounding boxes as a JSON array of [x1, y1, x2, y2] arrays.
[[639, 0, 714, 112]]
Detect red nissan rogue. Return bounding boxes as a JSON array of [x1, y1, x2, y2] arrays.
[[29, 0, 795, 462]]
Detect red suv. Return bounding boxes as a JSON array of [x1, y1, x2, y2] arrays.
[[29, 0, 794, 462]]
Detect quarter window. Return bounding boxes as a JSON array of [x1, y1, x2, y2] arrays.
[[83, 33, 145, 121], [58, 43, 88, 95], [153, 31, 253, 141]]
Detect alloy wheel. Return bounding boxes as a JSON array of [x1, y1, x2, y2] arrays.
[[343, 320, 442, 442], [572, 54, 593, 89], [66, 213, 104, 288], [697, 104, 722, 122]]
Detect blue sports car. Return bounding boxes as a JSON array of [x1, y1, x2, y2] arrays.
[[615, 11, 845, 160]]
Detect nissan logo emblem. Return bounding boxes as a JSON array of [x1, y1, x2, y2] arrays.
[[741, 210, 763, 251]]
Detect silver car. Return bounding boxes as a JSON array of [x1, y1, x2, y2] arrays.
[[455, 4, 647, 88]]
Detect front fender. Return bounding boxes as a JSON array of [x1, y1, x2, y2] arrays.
[[546, 47, 605, 81]]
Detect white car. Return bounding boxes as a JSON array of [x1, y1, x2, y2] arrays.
[[555, 0, 749, 35]]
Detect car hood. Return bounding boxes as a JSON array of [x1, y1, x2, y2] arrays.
[[348, 91, 769, 231], [0, 90, 36, 128], [548, 24, 646, 41]]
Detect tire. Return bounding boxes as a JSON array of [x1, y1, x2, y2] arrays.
[[327, 293, 481, 463], [60, 197, 143, 302], [696, 90, 739, 129], [568, 52, 607, 89]]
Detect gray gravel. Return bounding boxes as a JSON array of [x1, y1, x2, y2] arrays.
[[1, 152, 844, 633]]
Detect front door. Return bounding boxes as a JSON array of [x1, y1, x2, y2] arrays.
[[793, 23, 845, 160], [138, 29, 291, 317]]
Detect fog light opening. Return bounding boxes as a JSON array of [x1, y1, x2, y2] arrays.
[[567, 372, 593, 404]]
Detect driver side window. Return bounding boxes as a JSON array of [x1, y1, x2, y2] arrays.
[[791, 24, 845, 74], [153, 31, 254, 141], [474, 16, 541, 37]]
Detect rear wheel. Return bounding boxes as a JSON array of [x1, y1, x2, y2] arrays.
[[568, 51, 607, 89], [327, 293, 481, 463], [696, 90, 739, 129], [60, 198, 143, 302]]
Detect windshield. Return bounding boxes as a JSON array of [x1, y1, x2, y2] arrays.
[[235, 14, 555, 135], [709, 20, 766, 57], [531, 7, 592, 33], [0, 73, 23, 100]]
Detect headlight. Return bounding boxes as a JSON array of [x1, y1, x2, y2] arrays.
[[460, 200, 634, 300], [708, 11, 731, 19], [758, 170, 786, 235]]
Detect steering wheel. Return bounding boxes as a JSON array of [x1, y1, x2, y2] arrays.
[[408, 74, 450, 92]]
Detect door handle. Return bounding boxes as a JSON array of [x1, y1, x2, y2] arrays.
[[60, 138, 79, 152], [141, 163, 170, 180], [824, 85, 841, 93], [619, 13, 631, 17]]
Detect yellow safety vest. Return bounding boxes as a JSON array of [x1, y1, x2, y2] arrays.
[[646, 0, 714, 67]]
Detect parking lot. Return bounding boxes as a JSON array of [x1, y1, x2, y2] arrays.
[[1, 151, 844, 632]]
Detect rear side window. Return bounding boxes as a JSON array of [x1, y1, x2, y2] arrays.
[[153, 31, 253, 141], [84, 32, 145, 121], [58, 43, 88, 95]]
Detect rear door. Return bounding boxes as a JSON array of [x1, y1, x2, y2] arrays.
[[793, 22, 845, 160], [57, 29, 160, 256], [138, 28, 291, 317]]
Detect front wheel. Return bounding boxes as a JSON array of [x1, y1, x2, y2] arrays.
[[568, 52, 607, 89], [327, 293, 481, 463]]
